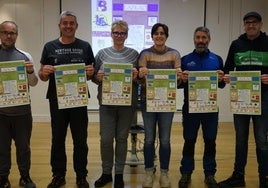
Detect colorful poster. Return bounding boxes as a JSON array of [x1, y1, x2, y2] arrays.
[[0, 60, 29, 107], [54, 63, 88, 109], [230, 71, 261, 115], [188, 71, 218, 113], [146, 69, 177, 112], [102, 63, 133, 105]]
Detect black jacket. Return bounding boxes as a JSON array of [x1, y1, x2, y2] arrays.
[[224, 31, 268, 91]]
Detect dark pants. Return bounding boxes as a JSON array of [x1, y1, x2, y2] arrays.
[[99, 105, 135, 174], [233, 90, 268, 178], [49, 99, 88, 178], [180, 110, 218, 176], [0, 113, 32, 176]]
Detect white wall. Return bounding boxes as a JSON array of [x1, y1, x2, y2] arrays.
[[0, 0, 267, 122]]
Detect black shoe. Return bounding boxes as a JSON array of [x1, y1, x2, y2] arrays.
[[47, 176, 66, 188], [114, 174, 124, 188], [205, 175, 218, 188], [19, 175, 36, 188], [178, 174, 191, 188], [94, 174, 112, 187], [0, 176, 10, 188], [259, 176, 268, 188], [218, 171, 245, 188], [76, 177, 89, 188]]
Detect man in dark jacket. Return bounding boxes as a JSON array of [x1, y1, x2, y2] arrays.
[[178, 26, 225, 188], [219, 11, 268, 188]]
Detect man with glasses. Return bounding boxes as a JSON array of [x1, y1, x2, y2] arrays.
[[0, 21, 38, 188], [219, 11, 268, 188], [92, 20, 139, 188]]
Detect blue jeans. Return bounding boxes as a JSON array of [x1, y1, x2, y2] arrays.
[[141, 100, 174, 171], [233, 90, 268, 177], [180, 109, 218, 176]]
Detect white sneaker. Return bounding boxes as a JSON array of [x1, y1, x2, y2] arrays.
[[160, 172, 171, 188], [142, 170, 154, 188]]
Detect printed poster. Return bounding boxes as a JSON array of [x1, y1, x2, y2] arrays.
[[54, 63, 88, 109], [0, 60, 30, 107], [230, 71, 261, 115], [188, 71, 218, 113], [146, 69, 177, 112], [102, 63, 133, 105]]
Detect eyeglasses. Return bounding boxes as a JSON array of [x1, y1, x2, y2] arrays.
[[244, 20, 260, 26], [0, 31, 17, 36], [112, 31, 127, 37]]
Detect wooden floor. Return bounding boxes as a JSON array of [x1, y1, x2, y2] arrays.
[[9, 121, 259, 188]]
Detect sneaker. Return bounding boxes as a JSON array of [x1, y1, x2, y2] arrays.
[[204, 175, 218, 188], [218, 171, 245, 188], [259, 176, 268, 188], [142, 170, 154, 188], [19, 175, 36, 188], [47, 176, 66, 188], [159, 172, 171, 188], [0, 176, 11, 188], [114, 174, 124, 188], [178, 174, 191, 188], [94, 174, 112, 187], [76, 177, 89, 188]]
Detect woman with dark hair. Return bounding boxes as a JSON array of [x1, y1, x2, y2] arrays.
[[138, 23, 182, 188]]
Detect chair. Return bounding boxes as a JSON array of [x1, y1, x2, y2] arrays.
[[125, 110, 145, 167], [125, 84, 145, 167]]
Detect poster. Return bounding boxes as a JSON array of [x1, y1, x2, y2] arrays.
[[91, 0, 159, 54], [54, 63, 88, 109], [146, 69, 177, 112], [0, 60, 30, 107], [230, 71, 261, 115], [102, 63, 133, 105], [188, 71, 218, 113]]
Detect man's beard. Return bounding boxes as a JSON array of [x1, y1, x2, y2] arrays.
[[195, 44, 208, 54]]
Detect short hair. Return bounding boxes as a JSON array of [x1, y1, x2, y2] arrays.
[[0, 21, 18, 33], [151, 23, 169, 38], [111, 20, 129, 32], [194, 26, 210, 39], [59, 11, 78, 24]]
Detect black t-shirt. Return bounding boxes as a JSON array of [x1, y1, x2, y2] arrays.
[[40, 38, 95, 99]]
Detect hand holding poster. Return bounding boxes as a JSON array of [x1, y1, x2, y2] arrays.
[[0, 60, 30, 107], [146, 69, 177, 112], [102, 63, 133, 105], [188, 71, 218, 113], [229, 71, 261, 115], [54, 63, 88, 109]]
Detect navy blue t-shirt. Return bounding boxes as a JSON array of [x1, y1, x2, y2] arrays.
[[40, 38, 95, 99]]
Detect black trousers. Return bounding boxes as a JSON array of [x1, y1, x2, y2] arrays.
[[49, 99, 89, 178], [0, 113, 32, 176]]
